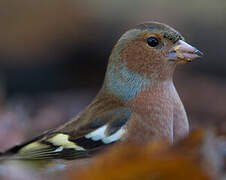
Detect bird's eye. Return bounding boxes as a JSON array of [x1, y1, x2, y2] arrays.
[[147, 37, 159, 47]]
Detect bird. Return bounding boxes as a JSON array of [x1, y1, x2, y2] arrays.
[[0, 21, 203, 161]]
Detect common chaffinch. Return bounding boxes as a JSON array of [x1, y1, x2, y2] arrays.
[[0, 21, 203, 161]]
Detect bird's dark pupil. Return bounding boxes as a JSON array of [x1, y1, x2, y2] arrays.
[[147, 37, 159, 47]]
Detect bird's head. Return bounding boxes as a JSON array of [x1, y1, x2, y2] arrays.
[[104, 22, 203, 101], [108, 21, 203, 81]]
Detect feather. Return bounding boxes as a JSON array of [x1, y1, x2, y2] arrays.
[[0, 106, 131, 160]]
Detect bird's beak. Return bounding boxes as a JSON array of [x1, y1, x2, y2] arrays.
[[168, 40, 204, 63]]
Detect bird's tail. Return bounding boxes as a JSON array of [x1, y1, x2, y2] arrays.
[[0, 148, 19, 161]]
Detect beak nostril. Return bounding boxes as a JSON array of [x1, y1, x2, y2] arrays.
[[195, 49, 204, 57]]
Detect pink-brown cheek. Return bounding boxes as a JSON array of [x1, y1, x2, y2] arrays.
[[121, 43, 161, 75]]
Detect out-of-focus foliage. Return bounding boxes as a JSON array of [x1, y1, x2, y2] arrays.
[[66, 130, 224, 180], [2, 129, 226, 179]]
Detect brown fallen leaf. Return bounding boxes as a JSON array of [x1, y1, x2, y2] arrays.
[[66, 130, 218, 180]]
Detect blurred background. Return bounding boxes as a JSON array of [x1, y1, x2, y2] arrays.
[[0, 0, 226, 151]]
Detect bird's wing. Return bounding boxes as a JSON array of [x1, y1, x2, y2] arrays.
[[0, 107, 132, 160]]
